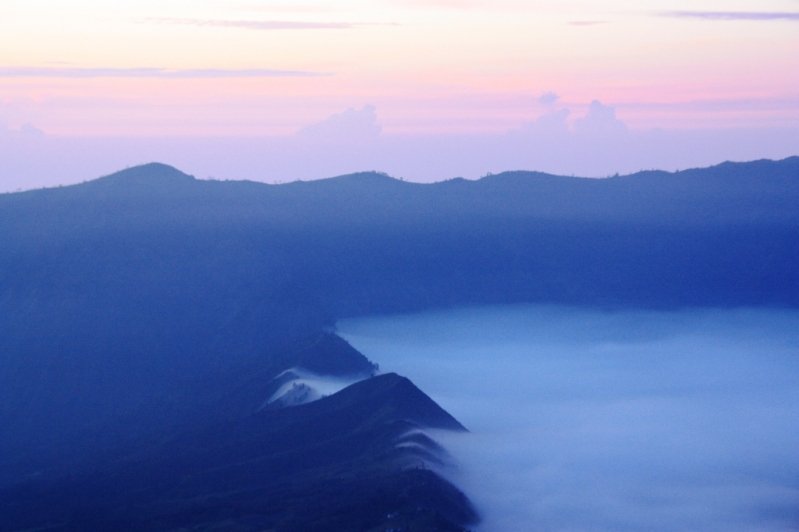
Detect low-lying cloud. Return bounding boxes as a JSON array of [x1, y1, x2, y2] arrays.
[[0, 66, 327, 78], [662, 11, 799, 21], [568, 20, 608, 26], [339, 305, 799, 531], [145, 17, 380, 30], [297, 105, 382, 142]]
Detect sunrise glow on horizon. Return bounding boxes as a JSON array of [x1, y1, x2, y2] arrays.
[[2, 0, 798, 137], [2, 0, 798, 190]]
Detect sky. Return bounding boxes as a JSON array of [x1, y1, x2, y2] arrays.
[[1, 0, 798, 189]]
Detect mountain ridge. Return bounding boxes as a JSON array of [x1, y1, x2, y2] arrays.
[[0, 373, 476, 531], [3, 157, 797, 233], [5, 156, 797, 197]]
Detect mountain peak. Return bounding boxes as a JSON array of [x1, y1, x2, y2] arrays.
[[326, 373, 467, 431], [324, 171, 401, 185], [93, 163, 195, 189], [478, 170, 573, 184]]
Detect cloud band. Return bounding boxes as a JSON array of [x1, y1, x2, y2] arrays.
[[0, 67, 329, 78]]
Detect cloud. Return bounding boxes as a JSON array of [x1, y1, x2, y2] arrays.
[[522, 98, 626, 138], [0, 122, 45, 140], [17, 123, 45, 138], [297, 105, 382, 142], [662, 11, 799, 21], [226, 3, 343, 15], [573, 100, 627, 136], [339, 306, 799, 532], [392, 0, 481, 8], [618, 95, 799, 112], [537, 91, 560, 106], [517, 108, 570, 136], [147, 17, 395, 30], [0, 67, 327, 78], [568, 20, 608, 26]]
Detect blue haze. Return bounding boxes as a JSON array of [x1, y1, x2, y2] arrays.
[[339, 306, 799, 531]]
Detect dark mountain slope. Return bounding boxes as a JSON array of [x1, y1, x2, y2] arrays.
[[0, 374, 475, 532], [0, 329, 375, 487], [0, 157, 797, 528]]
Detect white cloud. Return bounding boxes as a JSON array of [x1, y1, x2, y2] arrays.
[[145, 17, 372, 30], [0, 67, 327, 78], [537, 91, 560, 107], [573, 100, 628, 137], [297, 105, 382, 142], [662, 10, 799, 21]]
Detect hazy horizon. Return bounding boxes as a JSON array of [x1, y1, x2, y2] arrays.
[[2, 1, 798, 191], [2, 140, 797, 194]]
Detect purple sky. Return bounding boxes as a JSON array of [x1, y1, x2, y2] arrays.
[[1, 1, 798, 190]]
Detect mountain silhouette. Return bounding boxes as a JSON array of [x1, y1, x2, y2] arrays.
[[1, 374, 476, 531]]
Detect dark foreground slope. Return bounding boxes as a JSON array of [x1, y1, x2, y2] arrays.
[[0, 158, 797, 527], [1, 374, 476, 531]]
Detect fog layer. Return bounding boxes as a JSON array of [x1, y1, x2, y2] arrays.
[[339, 306, 799, 531]]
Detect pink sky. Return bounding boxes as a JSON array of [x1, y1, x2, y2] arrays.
[[1, 0, 798, 189]]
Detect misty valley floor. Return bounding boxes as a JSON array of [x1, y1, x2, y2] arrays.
[[339, 305, 799, 532]]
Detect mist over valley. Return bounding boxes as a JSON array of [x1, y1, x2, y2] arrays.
[[340, 305, 799, 531]]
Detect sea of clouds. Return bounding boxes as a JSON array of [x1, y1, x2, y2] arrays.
[[339, 305, 799, 531]]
